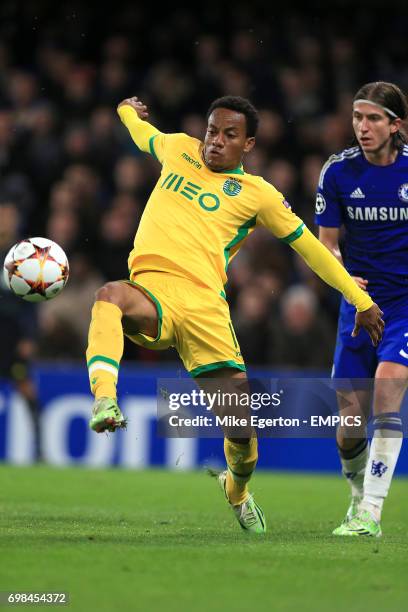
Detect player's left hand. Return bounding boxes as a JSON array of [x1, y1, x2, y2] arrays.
[[352, 303, 384, 346]]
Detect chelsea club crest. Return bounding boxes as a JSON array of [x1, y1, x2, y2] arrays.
[[398, 183, 408, 203], [223, 178, 242, 196]]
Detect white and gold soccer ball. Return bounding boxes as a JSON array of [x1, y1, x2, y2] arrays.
[[3, 237, 69, 302]]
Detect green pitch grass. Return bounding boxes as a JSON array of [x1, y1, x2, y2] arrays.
[[1, 466, 407, 612]]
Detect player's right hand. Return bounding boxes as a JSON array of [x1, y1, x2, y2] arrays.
[[117, 96, 149, 120], [352, 303, 384, 347]]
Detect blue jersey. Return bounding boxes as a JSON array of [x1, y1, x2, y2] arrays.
[[315, 144, 408, 305]]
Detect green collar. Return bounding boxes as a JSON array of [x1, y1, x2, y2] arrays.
[[226, 165, 245, 175], [200, 147, 245, 175]]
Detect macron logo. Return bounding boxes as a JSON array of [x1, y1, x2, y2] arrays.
[[181, 152, 202, 169], [350, 187, 365, 199]]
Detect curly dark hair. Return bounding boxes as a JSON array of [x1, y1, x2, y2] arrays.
[[206, 96, 259, 137]]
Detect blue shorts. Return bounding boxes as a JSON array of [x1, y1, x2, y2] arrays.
[[333, 297, 408, 378]]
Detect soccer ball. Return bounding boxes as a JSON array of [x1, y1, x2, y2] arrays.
[[3, 237, 69, 302]]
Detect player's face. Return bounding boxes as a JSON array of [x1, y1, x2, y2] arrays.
[[203, 108, 255, 171], [352, 102, 400, 156]]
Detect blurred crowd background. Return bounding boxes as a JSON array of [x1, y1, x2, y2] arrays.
[[1, 1, 407, 376]]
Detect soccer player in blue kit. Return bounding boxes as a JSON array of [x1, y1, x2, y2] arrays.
[[316, 81, 408, 537]]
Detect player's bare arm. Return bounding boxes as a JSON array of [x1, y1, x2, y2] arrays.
[[319, 226, 368, 291]]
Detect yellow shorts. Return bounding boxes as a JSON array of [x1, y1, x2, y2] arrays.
[[122, 271, 245, 377]]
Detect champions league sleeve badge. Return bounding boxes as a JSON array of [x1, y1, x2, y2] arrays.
[[315, 193, 326, 214]]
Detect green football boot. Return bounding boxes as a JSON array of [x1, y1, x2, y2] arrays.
[[217, 470, 266, 534], [89, 397, 127, 433], [332, 496, 362, 535], [333, 509, 382, 538]]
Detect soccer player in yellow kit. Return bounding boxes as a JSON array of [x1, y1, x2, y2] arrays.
[[86, 95, 384, 534]]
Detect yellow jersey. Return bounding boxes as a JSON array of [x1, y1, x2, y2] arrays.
[[125, 130, 303, 294]]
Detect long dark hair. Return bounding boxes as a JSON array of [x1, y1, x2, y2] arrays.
[[352, 81, 408, 150]]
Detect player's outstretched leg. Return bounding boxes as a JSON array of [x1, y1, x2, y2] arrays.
[[86, 295, 125, 433], [217, 437, 265, 534], [86, 280, 159, 434]]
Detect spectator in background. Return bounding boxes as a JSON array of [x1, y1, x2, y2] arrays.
[[233, 285, 271, 365], [268, 284, 335, 368], [320, 113, 350, 156], [255, 110, 291, 159], [46, 208, 82, 256], [98, 60, 130, 106], [145, 60, 194, 125], [243, 147, 268, 175], [94, 197, 141, 280], [0, 109, 28, 176], [63, 163, 102, 228], [233, 274, 282, 365], [89, 106, 122, 174], [48, 181, 77, 213], [194, 35, 222, 102], [25, 103, 63, 200], [297, 154, 326, 226], [62, 123, 92, 165], [8, 71, 40, 130], [264, 158, 299, 205], [181, 114, 207, 140], [38, 251, 105, 357], [62, 65, 95, 120], [113, 155, 149, 200]]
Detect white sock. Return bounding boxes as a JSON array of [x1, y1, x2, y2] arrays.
[[338, 439, 369, 499], [361, 412, 403, 521]]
